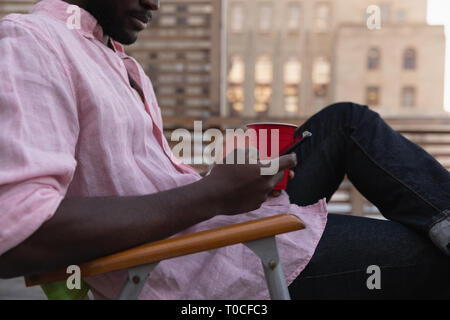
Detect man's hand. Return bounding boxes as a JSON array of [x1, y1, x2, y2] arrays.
[[203, 152, 298, 215], [270, 169, 295, 198]]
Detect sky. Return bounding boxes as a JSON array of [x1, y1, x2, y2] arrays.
[[427, 0, 450, 112]]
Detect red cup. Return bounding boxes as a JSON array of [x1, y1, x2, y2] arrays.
[[246, 122, 298, 190]]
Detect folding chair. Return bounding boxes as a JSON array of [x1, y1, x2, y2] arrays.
[[24, 214, 305, 300]]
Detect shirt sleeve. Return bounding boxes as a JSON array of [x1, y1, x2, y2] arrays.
[[0, 20, 79, 256]]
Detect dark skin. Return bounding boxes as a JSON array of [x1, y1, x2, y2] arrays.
[[0, 0, 297, 278]]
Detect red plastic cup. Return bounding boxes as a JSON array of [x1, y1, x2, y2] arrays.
[[246, 122, 298, 190]]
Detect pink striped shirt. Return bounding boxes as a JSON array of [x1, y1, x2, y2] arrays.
[[0, 0, 327, 299]]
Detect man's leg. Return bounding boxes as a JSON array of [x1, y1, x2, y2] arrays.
[[288, 214, 450, 299], [286, 102, 450, 254]]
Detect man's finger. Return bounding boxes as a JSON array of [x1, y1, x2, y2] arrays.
[[289, 170, 295, 179], [270, 190, 282, 197], [277, 153, 298, 172]]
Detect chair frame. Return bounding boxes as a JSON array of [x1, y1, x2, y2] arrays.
[[25, 214, 305, 300]]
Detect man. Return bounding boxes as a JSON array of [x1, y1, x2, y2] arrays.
[[0, 0, 448, 299]]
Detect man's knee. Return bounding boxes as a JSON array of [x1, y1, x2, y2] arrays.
[[322, 102, 368, 115], [318, 102, 379, 124], [296, 102, 380, 137]]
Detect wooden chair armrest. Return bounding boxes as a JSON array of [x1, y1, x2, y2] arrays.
[[25, 214, 305, 287]]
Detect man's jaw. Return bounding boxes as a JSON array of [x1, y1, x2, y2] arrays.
[[106, 11, 152, 45]]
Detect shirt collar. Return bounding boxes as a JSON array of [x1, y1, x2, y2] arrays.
[[31, 0, 125, 53]]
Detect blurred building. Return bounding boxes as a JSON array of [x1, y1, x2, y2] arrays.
[[0, 0, 446, 119], [0, 0, 34, 16], [128, 0, 222, 118], [226, 0, 446, 118]]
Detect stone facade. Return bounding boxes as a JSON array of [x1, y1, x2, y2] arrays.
[[225, 0, 446, 118]]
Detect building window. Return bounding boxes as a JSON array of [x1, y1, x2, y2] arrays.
[[313, 57, 330, 97], [284, 59, 302, 113], [402, 86, 416, 107], [315, 3, 330, 32], [287, 2, 301, 33], [284, 59, 302, 85], [230, 3, 244, 33], [227, 56, 245, 113], [259, 3, 273, 33], [254, 55, 273, 113], [255, 55, 273, 84], [176, 17, 187, 26], [366, 86, 380, 106], [177, 4, 188, 13], [368, 47, 381, 70], [403, 48, 417, 70]]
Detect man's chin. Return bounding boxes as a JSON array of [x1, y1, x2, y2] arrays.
[[109, 30, 139, 45]]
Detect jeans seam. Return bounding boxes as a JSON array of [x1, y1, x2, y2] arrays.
[[431, 208, 450, 226], [298, 263, 420, 280], [349, 134, 443, 227]]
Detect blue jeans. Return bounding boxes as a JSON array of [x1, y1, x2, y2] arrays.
[[286, 102, 450, 299]]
